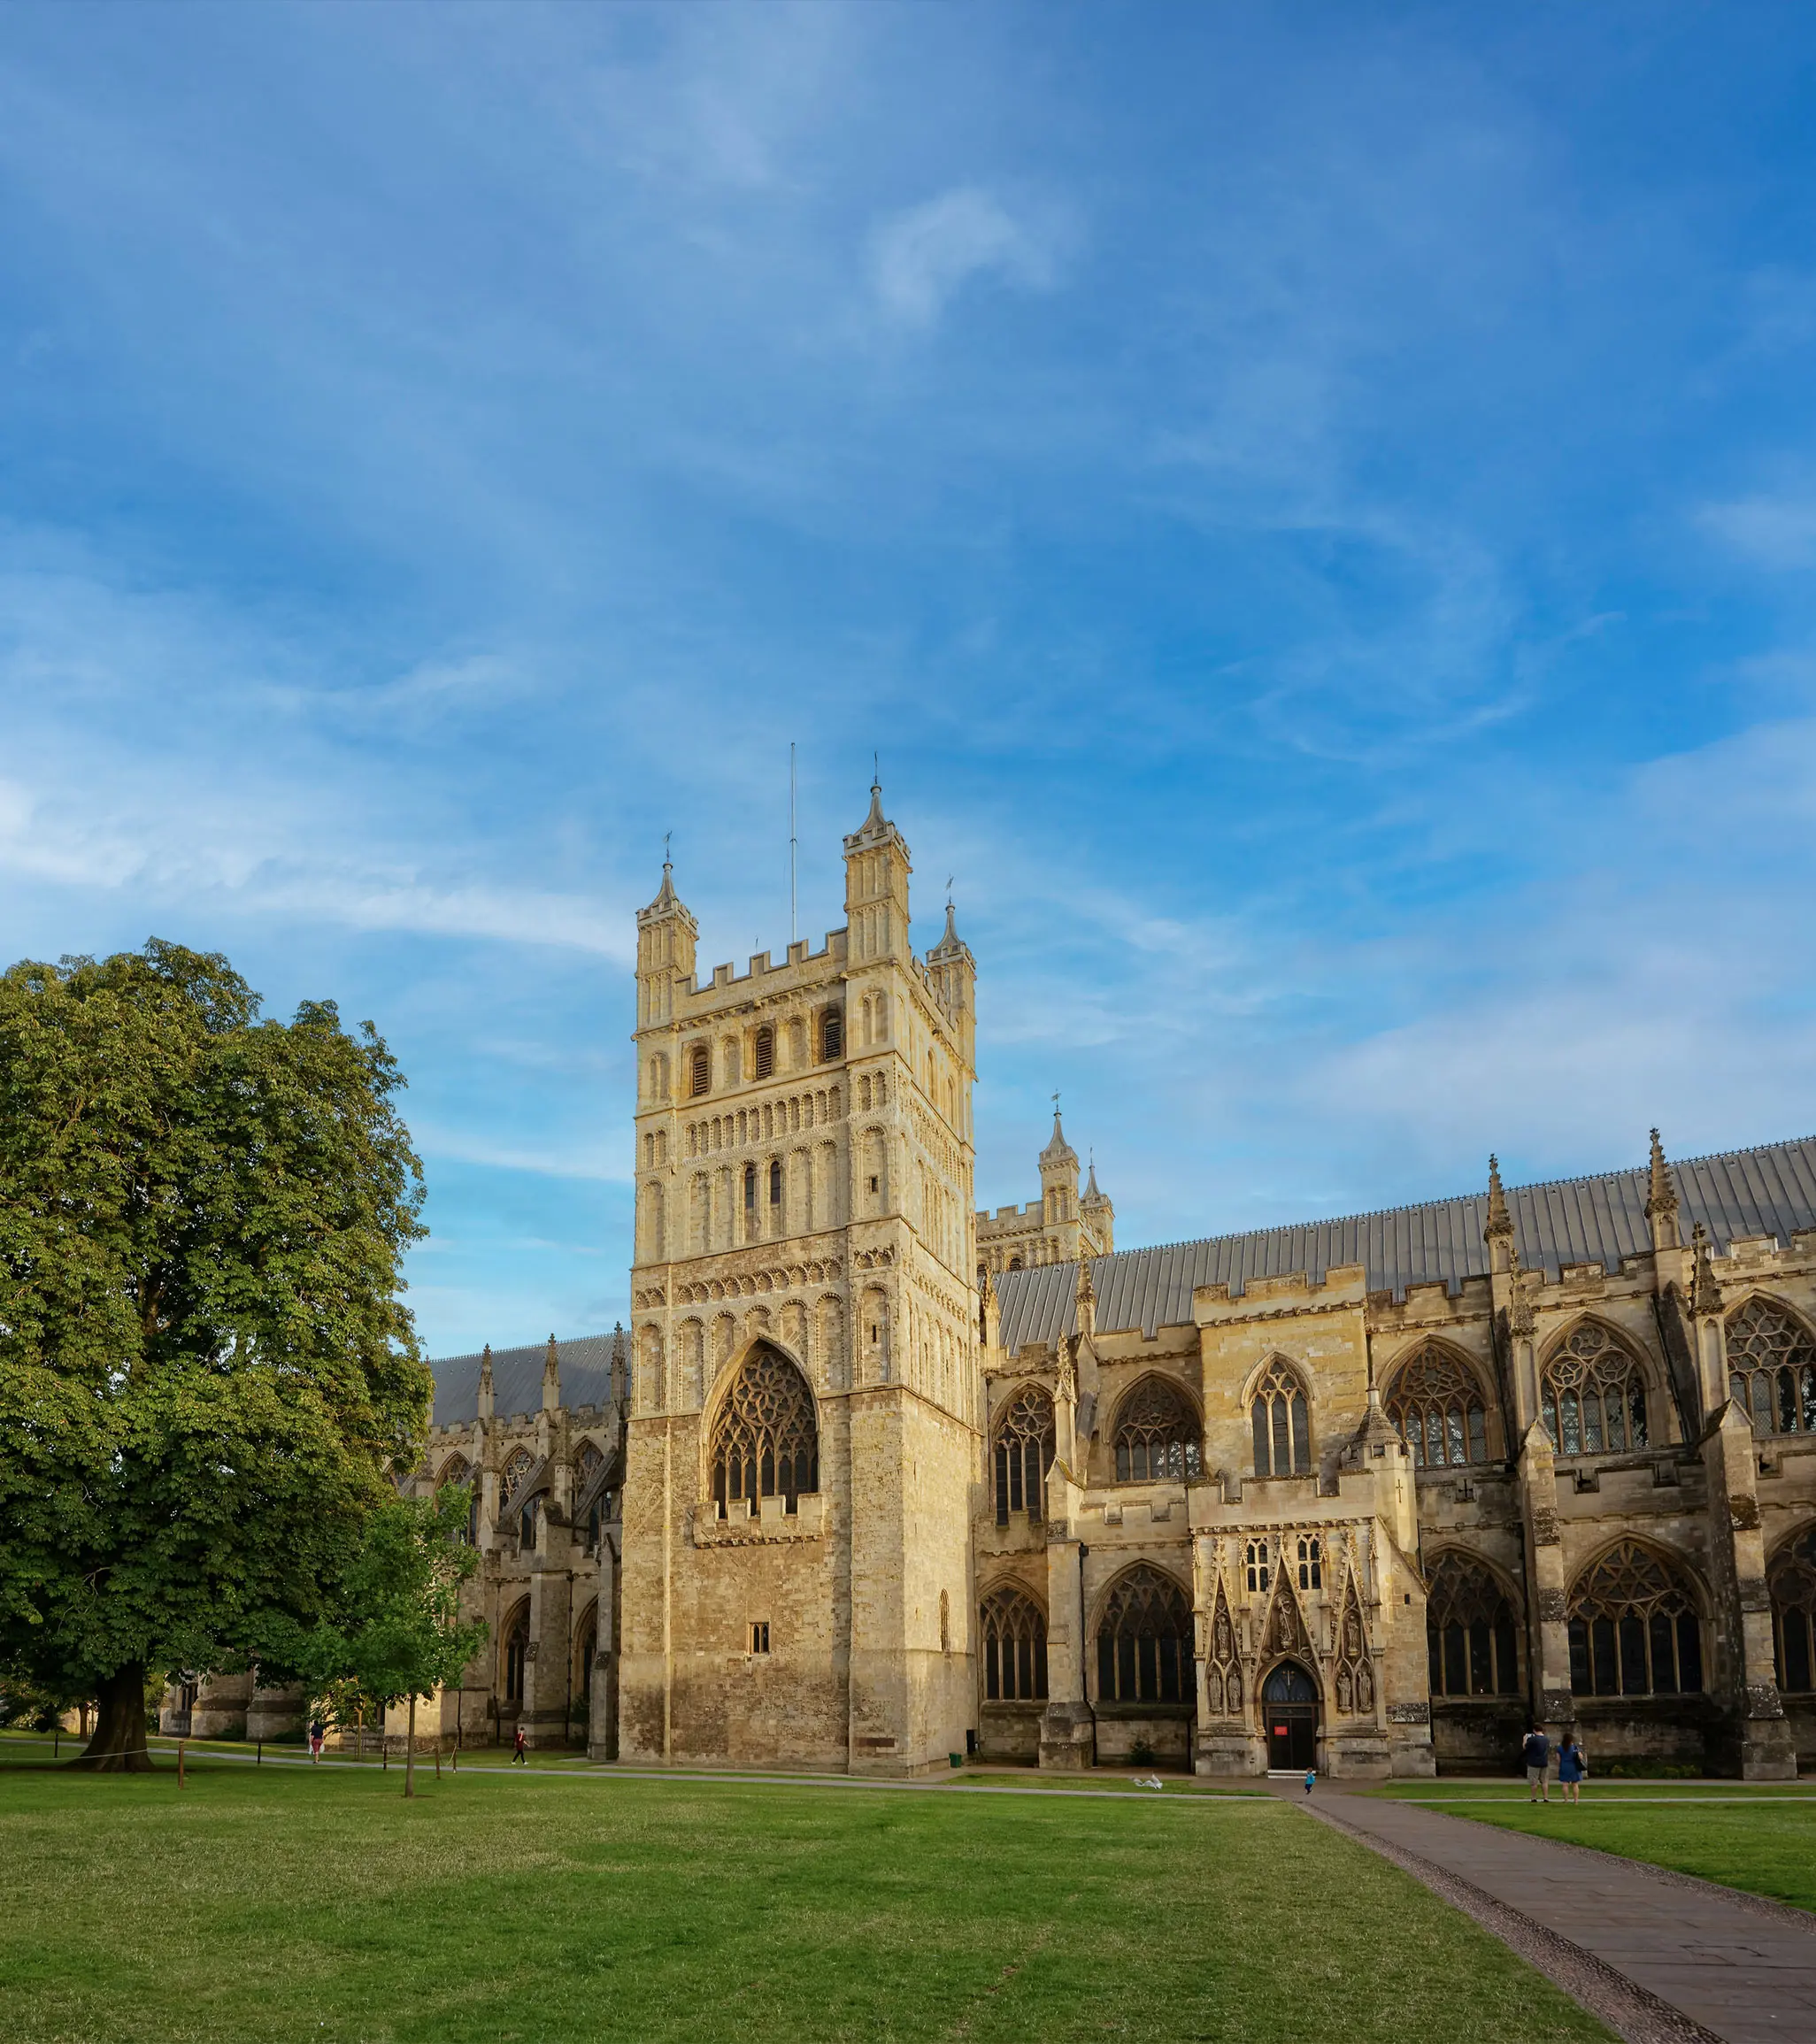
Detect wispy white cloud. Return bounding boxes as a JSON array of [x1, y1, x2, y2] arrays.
[[868, 186, 1064, 328], [1698, 490, 1816, 571]]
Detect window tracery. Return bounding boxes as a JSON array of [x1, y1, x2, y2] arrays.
[[1250, 1359, 1311, 1477], [501, 1448, 534, 1500], [1386, 1345, 1491, 1468], [1541, 1324, 1648, 1457], [1425, 1552, 1520, 1697], [1244, 1538, 1270, 1594], [1727, 1298, 1816, 1437], [1295, 1535, 1322, 1591], [437, 1454, 479, 1543], [710, 1344, 819, 1517], [980, 1585, 1048, 1702], [992, 1386, 1055, 1525], [1112, 1378, 1203, 1482], [1096, 1565, 1192, 1705], [1769, 1526, 1816, 1694], [1567, 1542, 1703, 1696]]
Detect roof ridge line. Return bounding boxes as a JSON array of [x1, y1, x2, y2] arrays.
[[1000, 1133, 1816, 1276]]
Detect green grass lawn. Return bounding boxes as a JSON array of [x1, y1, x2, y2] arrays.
[[0, 1752, 1615, 2044], [1371, 1787, 1816, 1914]]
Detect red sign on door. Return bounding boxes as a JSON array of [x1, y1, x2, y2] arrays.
[[1273, 1724, 1288, 1736]]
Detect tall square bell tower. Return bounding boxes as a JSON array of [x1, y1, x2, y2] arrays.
[[617, 781, 980, 1771]]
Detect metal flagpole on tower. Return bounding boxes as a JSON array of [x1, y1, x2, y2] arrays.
[[789, 742, 797, 945]]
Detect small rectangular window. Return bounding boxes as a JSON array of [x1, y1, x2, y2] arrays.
[[750, 1621, 771, 1656]]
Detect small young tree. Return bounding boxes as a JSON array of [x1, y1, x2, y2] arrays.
[[295, 1486, 486, 1797], [0, 941, 430, 1768]]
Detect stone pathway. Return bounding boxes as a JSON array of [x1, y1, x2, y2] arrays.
[[1289, 1781, 1816, 2044]]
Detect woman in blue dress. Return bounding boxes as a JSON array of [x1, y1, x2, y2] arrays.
[[1557, 1733, 1586, 1802]]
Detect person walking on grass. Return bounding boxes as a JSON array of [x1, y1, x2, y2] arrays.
[[309, 1717, 325, 1765], [1521, 1722, 1551, 1803], [1558, 1733, 1586, 1803], [512, 1725, 527, 1767]]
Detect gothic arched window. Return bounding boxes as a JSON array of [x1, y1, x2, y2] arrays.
[[1769, 1526, 1816, 1694], [1727, 1298, 1816, 1437], [980, 1585, 1048, 1702], [1425, 1552, 1520, 1697], [710, 1345, 819, 1518], [1567, 1542, 1703, 1697], [1542, 1324, 1649, 1456], [501, 1447, 534, 1501], [1112, 1378, 1202, 1482], [1386, 1345, 1490, 1468], [992, 1386, 1055, 1525], [1095, 1565, 1192, 1705], [1250, 1359, 1311, 1478], [573, 1606, 597, 1709], [502, 1602, 530, 1706], [437, 1455, 478, 1544]]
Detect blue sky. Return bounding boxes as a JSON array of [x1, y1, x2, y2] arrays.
[[4, 3, 1815, 1356]]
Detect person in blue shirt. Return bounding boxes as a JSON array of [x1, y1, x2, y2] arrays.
[[1304, 1768, 1316, 1795], [1557, 1733, 1586, 1802]]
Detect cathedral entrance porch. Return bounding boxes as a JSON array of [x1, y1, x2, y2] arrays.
[[1263, 1661, 1319, 1771]]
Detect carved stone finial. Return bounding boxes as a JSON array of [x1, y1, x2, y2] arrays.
[[479, 1341, 494, 1387], [1074, 1253, 1095, 1307], [1645, 1126, 1679, 1227], [1506, 1245, 1535, 1339], [1689, 1220, 1723, 1319], [1484, 1153, 1513, 1242]]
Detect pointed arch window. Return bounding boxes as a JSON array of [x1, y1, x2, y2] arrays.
[[1095, 1565, 1192, 1705], [1426, 1552, 1520, 1697], [1727, 1298, 1816, 1437], [980, 1586, 1048, 1702], [1542, 1324, 1648, 1456], [1250, 1359, 1311, 1477], [1567, 1542, 1703, 1696], [1769, 1526, 1816, 1694], [502, 1603, 530, 1707], [1386, 1345, 1490, 1468], [437, 1455, 478, 1544], [1112, 1378, 1202, 1482], [992, 1386, 1055, 1525], [710, 1344, 819, 1518], [501, 1447, 534, 1501]]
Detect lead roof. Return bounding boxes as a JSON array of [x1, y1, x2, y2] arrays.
[[995, 1134, 1816, 1354], [427, 1328, 624, 1428]]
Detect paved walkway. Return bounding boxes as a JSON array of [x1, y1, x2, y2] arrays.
[[1292, 1781, 1816, 2044]]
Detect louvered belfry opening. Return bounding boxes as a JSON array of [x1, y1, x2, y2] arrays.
[[754, 1025, 774, 1080], [711, 1344, 820, 1518]]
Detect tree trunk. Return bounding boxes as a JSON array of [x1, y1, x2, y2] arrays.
[[404, 1694, 416, 1800], [73, 1663, 154, 1771]]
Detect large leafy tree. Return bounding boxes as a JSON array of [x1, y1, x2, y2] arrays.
[[0, 941, 431, 1768]]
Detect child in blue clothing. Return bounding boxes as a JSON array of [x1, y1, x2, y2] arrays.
[[1304, 1768, 1316, 1795]]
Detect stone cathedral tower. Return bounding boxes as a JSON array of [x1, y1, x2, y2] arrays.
[[617, 782, 981, 1771]]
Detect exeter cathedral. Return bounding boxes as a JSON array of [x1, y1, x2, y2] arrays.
[[173, 785, 1816, 1778]]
